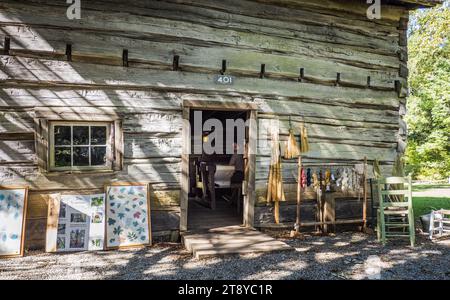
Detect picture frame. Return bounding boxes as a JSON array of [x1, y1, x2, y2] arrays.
[[0, 186, 29, 258], [46, 193, 106, 253], [104, 182, 152, 250]]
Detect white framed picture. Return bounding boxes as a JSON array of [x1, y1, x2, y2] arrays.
[[47, 194, 106, 252], [0, 186, 28, 258]]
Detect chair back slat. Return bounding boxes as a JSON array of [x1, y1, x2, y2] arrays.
[[381, 189, 409, 196], [382, 202, 409, 207], [376, 175, 415, 246], [377, 175, 412, 203]]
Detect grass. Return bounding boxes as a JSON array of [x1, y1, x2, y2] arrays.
[[410, 183, 450, 218], [413, 197, 450, 219]]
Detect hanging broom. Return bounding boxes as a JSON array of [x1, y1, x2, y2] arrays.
[[392, 154, 405, 177], [283, 120, 300, 229], [373, 159, 382, 179], [281, 120, 310, 237], [391, 154, 405, 202], [267, 128, 285, 224], [300, 124, 310, 153], [284, 129, 300, 159]]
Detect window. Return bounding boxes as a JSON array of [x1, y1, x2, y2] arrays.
[[49, 122, 112, 171]]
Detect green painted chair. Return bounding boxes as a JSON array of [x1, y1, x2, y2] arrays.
[[376, 175, 415, 247]]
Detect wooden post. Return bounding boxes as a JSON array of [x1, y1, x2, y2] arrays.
[[362, 156, 368, 232], [208, 162, 216, 210], [295, 156, 302, 233], [180, 107, 190, 232], [319, 170, 324, 233], [45, 194, 61, 252], [274, 155, 280, 224], [244, 110, 257, 228], [315, 187, 321, 233]]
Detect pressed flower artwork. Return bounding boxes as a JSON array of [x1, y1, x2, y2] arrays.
[[106, 184, 151, 248], [0, 188, 27, 257]]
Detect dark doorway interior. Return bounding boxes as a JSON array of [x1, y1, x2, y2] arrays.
[[187, 109, 248, 230]]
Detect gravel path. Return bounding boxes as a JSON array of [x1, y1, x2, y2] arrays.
[[413, 188, 450, 198], [1, 232, 449, 280]]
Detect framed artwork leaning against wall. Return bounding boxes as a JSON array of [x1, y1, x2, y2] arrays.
[[105, 183, 152, 249]]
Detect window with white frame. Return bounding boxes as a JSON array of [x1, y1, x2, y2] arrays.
[[49, 122, 112, 171]]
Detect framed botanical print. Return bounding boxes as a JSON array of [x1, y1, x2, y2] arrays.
[[105, 183, 151, 249], [0, 186, 28, 258]]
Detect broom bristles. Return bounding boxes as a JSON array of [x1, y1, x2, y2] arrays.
[[373, 159, 382, 179], [300, 125, 310, 153], [283, 129, 300, 159], [267, 131, 285, 203]]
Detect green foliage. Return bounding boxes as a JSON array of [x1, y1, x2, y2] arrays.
[[406, 2, 450, 179]]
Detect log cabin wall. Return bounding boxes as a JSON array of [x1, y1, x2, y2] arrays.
[[0, 0, 410, 248]]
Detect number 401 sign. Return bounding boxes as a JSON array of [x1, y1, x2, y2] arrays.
[[214, 75, 234, 85]]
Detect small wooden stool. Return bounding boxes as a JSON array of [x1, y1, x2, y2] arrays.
[[429, 209, 450, 239]]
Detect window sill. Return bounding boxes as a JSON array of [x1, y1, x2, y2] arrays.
[[45, 169, 119, 176]]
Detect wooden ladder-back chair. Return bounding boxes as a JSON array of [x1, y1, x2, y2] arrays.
[[376, 176, 415, 247]]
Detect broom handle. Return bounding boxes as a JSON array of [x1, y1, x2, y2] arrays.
[[362, 156, 368, 231], [296, 155, 302, 233]]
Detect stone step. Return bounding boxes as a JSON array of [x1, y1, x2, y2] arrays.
[[182, 225, 292, 259], [184, 236, 276, 252], [193, 243, 292, 259]]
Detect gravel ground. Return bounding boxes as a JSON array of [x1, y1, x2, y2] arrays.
[[1, 232, 449, 280], [413, 188, 450, 198]]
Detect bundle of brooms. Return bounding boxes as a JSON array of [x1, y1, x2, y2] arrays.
[[267, 130, 285, 224], [266, 121, 309, 231]]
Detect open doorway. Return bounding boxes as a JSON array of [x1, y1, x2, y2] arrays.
[[187, 109, 248, 230]]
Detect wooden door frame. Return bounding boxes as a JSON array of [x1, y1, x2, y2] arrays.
[[180, 100, 258, 231]]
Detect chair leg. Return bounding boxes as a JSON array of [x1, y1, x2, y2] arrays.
[[409, 210, 415, 247], [377, 209, 381, 242], [429, 212, 434, 240], [380, 210, 386, 245]]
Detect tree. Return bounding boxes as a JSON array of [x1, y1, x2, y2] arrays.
[[406, 1, 450, 180]]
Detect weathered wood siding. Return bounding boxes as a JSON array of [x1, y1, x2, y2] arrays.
[[0, 0, 408, 246]]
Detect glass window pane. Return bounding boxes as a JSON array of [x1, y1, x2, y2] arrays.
[[91, 126, 107, 145], [73, 126, 89, 145], [54, 126, 71, 145], [73, 147, 89, 166], [91, 147, 107, 166], [55, 147, 71, 167]]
